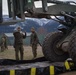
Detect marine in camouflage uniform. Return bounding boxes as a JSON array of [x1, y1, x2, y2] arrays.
[[13, 27, 26, 60], [30, 27, 39, 58], [2, 34, 8, 50], [0, 37, 5, 52]]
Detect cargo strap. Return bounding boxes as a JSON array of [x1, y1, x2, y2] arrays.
[[50, 66, 55, 75], [10, 70, 15, 75], [65, 61, 70, 70], [31, 67, 36, 75], [1, 61, 75, 75]]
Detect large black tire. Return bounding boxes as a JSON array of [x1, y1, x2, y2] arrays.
[[68, 32, 76, 63], [42, 32, 69, 62]]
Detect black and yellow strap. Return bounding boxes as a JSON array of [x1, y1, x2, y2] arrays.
[[5, 62, 74, 75], [50, 66, 55, 75], [64, 61, 70, 70], [10, 70, 15, 75], [31, 67, 36, 75]]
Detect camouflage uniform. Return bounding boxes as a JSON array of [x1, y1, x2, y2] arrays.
[[0, 37, 5, 52], [2, 34, 8, 49], [30, 31, 39, 58], [13, 31, 26, 60]]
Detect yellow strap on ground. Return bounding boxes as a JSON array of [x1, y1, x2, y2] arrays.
[[65, 61, 70, 70], [31, 67, 36, 75], [10, 70, 15, 75], [50, 66, 55, 75]]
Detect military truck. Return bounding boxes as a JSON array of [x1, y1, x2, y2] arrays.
[[1, 0, 76, 63]]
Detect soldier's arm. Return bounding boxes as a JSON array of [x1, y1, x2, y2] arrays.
[[23, 32, 26, 39], [34, 33, 38, 41], [36, 37, 42, 46], [30, 34, 32, 45], [35, 33, 42, 46]]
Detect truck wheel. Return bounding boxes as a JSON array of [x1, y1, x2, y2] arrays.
[[68, 32, 76, 63], [42, 32, 69, 62]]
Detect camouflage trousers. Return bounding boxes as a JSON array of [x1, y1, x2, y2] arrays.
[[1, 45, 5, 52], [15, 45, 24, 60], [32, 44, 37, 58]]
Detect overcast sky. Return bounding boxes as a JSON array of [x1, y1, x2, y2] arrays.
[[3, 0, 76, 15]]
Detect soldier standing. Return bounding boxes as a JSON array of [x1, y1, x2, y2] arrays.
[[2, 34, 8, 50], [0, 37, 5, 52], [13, 26, 26, 60], [30, 27, 40, 59]]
